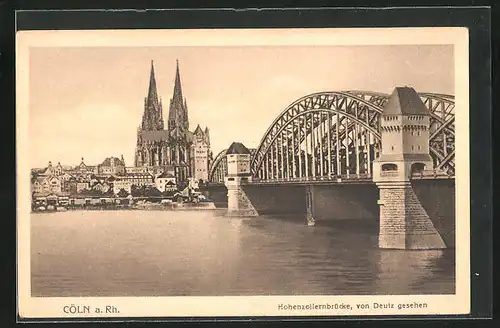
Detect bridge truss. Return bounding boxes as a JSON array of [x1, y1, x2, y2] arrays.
[[208, 91, 455, 183]]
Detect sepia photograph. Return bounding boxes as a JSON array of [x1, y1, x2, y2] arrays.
[[17, 26, 470, 318]]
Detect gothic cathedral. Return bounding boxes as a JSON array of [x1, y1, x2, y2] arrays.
[[134, 60, 212, 183]]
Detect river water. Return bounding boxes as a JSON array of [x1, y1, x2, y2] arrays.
[[31, 210, 455, 297]]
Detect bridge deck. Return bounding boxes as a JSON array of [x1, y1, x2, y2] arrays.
[[207, 172, 454, 187]]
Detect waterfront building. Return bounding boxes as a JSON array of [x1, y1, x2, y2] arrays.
[[33, 161, 78, 196], [113, 180, 132, 195], [72, 157, 98, 176], [55, 162, 64, 176], [37, 161, 65, 176], [59, 172, 73, 183], [96, 156, 126, 175], [106, 175, 117, 184], [31, 175, 62, 195], [125, 166, 149, 174], [134, 60, 212, 184], [31, 177, 44, 194], [155, 171, 177, 192], [76, 182, 90, 193], [62, 176, 78, 195], [47, 176, 61, 194], [117, 172, 155, 187], [91, 181, 111, 193], [37, 161, 63, 176], [38, 161, 55, 176], [89, 175, 101, 187]]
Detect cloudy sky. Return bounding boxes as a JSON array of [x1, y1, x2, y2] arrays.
[[28, 44, 453, 168]]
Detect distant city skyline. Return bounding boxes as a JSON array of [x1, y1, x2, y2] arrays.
[[29, 44, 454, 169]]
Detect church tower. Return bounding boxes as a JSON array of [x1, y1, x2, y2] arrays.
[[168, 60, 189, 138], [167, 60, 191, 181], [141, 60, 164, 131], [135, 61, 165, 167]]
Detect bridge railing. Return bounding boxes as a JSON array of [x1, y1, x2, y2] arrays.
[[410, 169, 454, 180], [206, 170, 453, 185], [252, 173, 373, 184]]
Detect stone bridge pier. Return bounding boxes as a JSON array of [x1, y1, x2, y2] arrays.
[[375, 181, 446, 249]]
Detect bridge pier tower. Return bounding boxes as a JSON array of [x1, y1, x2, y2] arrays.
[[224, 142, 258, 217], [373, 87, 446, 250]]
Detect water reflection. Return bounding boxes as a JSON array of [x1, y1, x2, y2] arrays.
[[374, 250, 454, 295], [31, 211, 454, 297]]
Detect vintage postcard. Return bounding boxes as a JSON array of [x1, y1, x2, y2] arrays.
[[17, 27, 470, 319]]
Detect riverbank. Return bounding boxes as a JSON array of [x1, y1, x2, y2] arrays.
[[31, 201, 217, 214]]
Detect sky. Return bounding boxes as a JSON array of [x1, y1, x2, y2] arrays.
[[28, 44, 454, 168]]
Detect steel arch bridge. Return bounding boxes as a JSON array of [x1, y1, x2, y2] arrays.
[[208, 90, 455, 183]]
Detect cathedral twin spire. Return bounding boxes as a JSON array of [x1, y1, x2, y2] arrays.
[[141, 60, 163, 131], [141, 60, 188, 134], [169, 59, 189, 137]]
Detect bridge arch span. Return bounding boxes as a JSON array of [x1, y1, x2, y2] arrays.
[[208, 149, 228, 184], [207, 90, 455, 183], [251, 90, 455, 181]]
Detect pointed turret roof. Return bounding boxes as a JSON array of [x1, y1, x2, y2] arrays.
[[384, 87, 429, 116], [227, 142, 251, 155], [194, 124, 203, 135]]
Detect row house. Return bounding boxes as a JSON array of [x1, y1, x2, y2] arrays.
[[118, 172, 155, 187], [31, 175, 62, 195], [113, 180, 132, 195], [112, 173, 155, 195], [38, 161, 65, 177], [32, 156, 180, 197], [76, 182, 90, 193], [92, 181, 111, 193], [124, 165, 168, 178], [60, 175, 91, 194]]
